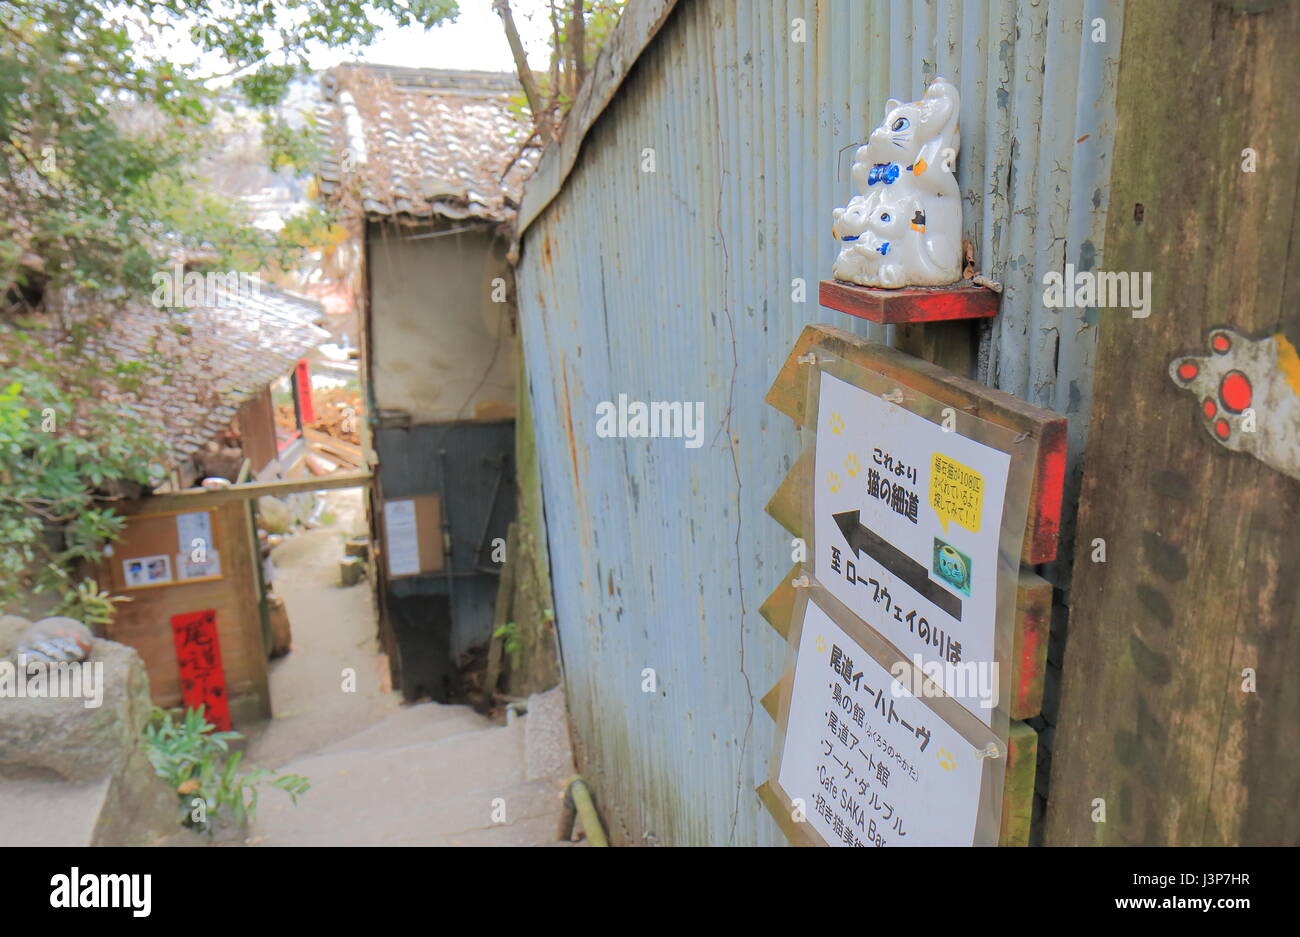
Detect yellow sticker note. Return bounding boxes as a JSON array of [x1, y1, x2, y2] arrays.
[[930, 453, 984, 533]]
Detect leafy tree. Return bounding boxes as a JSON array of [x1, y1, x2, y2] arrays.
[[0, 0, 459, 616]]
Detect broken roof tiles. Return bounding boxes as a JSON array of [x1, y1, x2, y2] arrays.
[[317, 65, 539, 225], [91, 280, 328, 469]]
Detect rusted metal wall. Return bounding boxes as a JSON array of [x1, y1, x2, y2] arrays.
[[515, 0, 1122, 845]]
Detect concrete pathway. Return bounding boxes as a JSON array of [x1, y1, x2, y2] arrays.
[[238, 488, 576, 846], [243, 488, 401, 769], [247, 693, 575, 846]]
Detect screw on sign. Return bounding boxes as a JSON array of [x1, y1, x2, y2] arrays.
[[169, 609, 231, 731]]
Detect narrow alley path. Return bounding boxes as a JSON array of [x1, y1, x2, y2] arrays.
[[241, 488, 576, 846], [243, 488, 399, 768]]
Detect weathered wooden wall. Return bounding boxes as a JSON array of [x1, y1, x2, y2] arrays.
[[1045, 0, 1300, 845], [103, 501, 270, 724]]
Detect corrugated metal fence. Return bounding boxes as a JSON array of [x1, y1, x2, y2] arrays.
[[516, 0, 1122, 845]]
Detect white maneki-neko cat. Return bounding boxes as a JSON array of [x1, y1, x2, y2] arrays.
[[831, 77, 963, 289]]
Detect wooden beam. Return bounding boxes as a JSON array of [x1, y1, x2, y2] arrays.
[[1045, 0, 1300, 847], [1011, 570, 1053, 721], [762, 450, 811, 537], [755, 781, 812, 846], [132, 470, 372, 514], [1000, 720, 1038, 847], [765, 324, 1067, 564], [819, 280, 1000, 324], [758, 565, 800, 641]]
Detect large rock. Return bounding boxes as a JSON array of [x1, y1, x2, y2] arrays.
[[0, 638, 155, 782], [0, 615, 32, 658]]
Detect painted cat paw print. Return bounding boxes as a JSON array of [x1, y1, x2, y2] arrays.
[[936, 748, 956, 771], [826, 471, 842, 493], [815, 635, 826, 653], [844, 453, 861, 477], [1169, 327, 1300, 481], [829, 412, 845, 435]]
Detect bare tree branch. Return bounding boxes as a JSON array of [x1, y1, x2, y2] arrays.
[[492, 0, 551, 143], [568, 0, 586, 97]]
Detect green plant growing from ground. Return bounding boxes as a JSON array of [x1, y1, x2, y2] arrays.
[[142, 706, 309, 835], [494, 620, 523, 667]]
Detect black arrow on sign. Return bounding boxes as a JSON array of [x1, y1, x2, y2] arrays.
[[832, 510, 963, 621]]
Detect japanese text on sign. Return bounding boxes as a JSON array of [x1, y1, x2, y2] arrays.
[[776, 599, 984, 846]]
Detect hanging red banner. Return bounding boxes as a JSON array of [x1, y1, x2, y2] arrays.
[[169, 609, 232, 731], [295, 358, 315, 425]]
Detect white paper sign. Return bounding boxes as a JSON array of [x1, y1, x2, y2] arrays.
[[176, 548, 221, 581], [383, 499, 421, 576], [175, 511, 213, 557], [813, 372, 1010, 724], [778, 598, 984, 846]]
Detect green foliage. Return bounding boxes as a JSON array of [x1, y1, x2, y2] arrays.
[[142, 706, 310, 834], [1, 0, 459, 613], [0, 330, 168, 613], [1, 0, 458, 304], [494, 620, 522, 666], [61, 578, 132, 628]]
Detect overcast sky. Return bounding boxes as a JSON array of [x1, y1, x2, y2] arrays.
[[135, 0, 556, 78], [311, 0, 555, 73]]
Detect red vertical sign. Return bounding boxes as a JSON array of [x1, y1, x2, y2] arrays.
[[169, 609, 232, 731], [295, 358, 315, 425]]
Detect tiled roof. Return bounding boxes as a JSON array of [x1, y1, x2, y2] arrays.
[[94, 280, 329, 467], [316, 65, 539, 224]]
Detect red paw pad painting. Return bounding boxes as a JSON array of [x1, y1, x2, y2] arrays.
[[1168, 327, 1300, 481]]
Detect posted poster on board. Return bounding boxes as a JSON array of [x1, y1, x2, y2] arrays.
[[775, 595, 989, 847], [812, 371, 1011, 725]]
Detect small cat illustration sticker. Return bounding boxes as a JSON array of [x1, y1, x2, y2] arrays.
[[1169, 327, 1300, 481], [932, 539, 972, 596]]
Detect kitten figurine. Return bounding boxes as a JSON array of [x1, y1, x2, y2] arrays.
[[832, 77, 963, 289]]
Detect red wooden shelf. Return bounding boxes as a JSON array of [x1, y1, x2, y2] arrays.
[[819, 279, 1000, 324]]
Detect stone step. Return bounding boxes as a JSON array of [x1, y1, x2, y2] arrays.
[[249, 719, 559, 846], [0, 775, 112, 847], [310, 701, 494, 758]]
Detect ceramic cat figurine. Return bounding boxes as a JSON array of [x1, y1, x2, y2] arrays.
[[832, 77, 962, 289]]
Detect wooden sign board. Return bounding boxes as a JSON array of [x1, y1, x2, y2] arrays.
[[759, 325, 1067, 846], [109, 508, 223, 592], [767, 588, 1002, 846], [381, 494, 445, 578]]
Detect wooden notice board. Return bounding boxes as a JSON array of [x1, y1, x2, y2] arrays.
[[108, 508, 223, 592], [757, 324, 1067, 847], [381, 494, 444, 578], [100, 500, 269, 722]]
